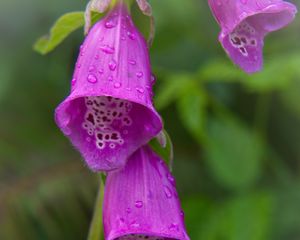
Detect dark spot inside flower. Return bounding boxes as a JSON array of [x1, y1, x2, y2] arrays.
[[105, 134, 110, 140], [112, 111, 117, 117], [119, 102, 124, 107], [97, 133, 103, 140], [111, 133, 118, 140], [241, 37, 247, 44], [103, 116, 108, 122], [87, 114, 95, 125], [232, 36, 241, 45], [240, 47, 247, 54]]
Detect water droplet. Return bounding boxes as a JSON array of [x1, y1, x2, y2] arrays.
[[135, 200, 143, 208], [105, 20, 116, 29], [164, 186, 173, 199], [98, 68, 104, 74], [77, 63, 81, 69], [129, 60, 136, 65], [100, 45, 115, 54], [108, 76, 113, 81], [167, 173, 176, 185], [127, 31, 136, 40], [136, 71, 143, 78], [126, 207, 131, 214], [95, 54, 100, 60], [169, 223, 179, 232], [130, 222, 140, 228], [136, 87, 144, 94], [114, 82, 122, 88], [151, 74, 156, 83], [71, 78, 76, 86], [87, 74, 98, 83], [89, 65, 96, 72], [109, 60, 117, 71]]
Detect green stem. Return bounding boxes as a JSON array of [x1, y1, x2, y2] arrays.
[[87, 175, 105, 240]]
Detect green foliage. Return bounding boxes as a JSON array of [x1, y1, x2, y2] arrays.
[[182, 193, 273, 240], [149, 130, 174, 169], [177, 83, 207, 143], [205, 116, 265, 191], [34, 12, 85, 55]]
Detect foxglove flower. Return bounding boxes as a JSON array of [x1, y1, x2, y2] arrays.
[[55, 3, 162, 171], [103, 146, 190, 240], [208, 0, 297, 73]]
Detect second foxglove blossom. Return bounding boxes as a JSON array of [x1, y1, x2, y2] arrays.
[[103, 146, 190, 240], [208, 0, 297, 73], [55, 3, 162, 172]]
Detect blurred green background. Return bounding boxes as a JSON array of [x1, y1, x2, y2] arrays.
[[1, 0, 300, 239]]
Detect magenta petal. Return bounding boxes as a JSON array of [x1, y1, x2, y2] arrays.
[[55, 3, 162, 172], [103, 146, 190, 240], [208, 0, 297, 73]]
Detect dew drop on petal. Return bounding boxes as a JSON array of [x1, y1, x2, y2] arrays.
[[105, 20, 116, 29], [129, 60, 136, 65], [135, 200, 143, 208], [127, 31, 136, 40], [136, 87, 144, 94], [71, 78, 76, 86], [100, 45, 115, 54], [164, 186, 173, 199], [136, 71, 143, 78], [89, 65, 96, 72], [114, 82, 122, 88], [87, 74, 98, 83], [109, 60, 117, 71]]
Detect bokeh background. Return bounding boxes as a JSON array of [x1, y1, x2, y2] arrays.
[[1, 0, 300, 239]]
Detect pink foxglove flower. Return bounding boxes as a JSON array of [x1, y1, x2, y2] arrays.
[[208, 0, 297, 73], [103, 146, 190, 240], [55, 3, 162, 172]]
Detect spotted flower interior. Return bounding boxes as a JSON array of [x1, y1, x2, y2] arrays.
[[82, 96, 132, 150], [63, 95, 161, 171], [222, 8, 296, 72]]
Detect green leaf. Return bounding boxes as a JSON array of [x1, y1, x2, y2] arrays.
[[177, 84, 207, 143], [200, 54, 300, 92], [205, 117, 264, 191], [149, 130, 174, 169], [221, 192, 273, 240], [244, 54, 300, 92], [34, 12, 85, 55], [199, 59, 245, 83], [87, 175, 104, 240], [154, 73, 192, 110]]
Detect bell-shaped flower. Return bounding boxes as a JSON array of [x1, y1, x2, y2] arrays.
[[55, 2, 162, 172], [103, 146, 190, 240], [208, 0, 297, 73]]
